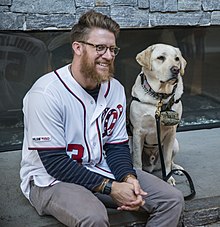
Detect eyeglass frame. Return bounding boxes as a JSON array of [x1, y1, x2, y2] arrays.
[[77, 41, 120, 56]]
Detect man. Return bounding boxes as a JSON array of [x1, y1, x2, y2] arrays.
[[20, 10, 184, 227]]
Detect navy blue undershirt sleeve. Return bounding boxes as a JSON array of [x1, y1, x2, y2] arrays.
[[37, 149, 104, 191], [104, 142, 137, 181]]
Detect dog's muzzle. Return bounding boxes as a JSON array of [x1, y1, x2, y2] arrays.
[[171, 66, 180, 76], [160, 66, 180, 84]]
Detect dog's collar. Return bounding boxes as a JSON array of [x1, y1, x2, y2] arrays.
[[132, 95, 181, 111], [140, 72, 177, 100]]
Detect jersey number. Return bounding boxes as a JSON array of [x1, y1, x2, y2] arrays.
[[67, 144, 84, 163]]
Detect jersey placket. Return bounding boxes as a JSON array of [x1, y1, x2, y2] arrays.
[[88, 91, 106, 166]]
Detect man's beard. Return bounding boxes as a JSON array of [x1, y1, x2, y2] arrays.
[[80, 51, 114, 84]]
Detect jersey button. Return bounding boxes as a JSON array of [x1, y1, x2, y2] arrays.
[[90, 100, 94, 104], [91, 161, 95, 166]]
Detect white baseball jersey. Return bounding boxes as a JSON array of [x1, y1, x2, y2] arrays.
[[20, 64, 128, 199]]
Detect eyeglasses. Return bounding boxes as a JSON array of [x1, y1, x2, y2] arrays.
[[77, 41, 120, 56]]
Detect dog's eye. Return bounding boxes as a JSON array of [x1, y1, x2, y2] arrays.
[[175, 57, 180, 61], [157, 56, 165, 61]]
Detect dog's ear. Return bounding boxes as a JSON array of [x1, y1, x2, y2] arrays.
[[180, 56, 187, 76], [136, 46, 154, 70], [177, 48, 187, 76]]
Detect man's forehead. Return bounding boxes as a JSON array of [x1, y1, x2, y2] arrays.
[[88, 28, 116, 42]]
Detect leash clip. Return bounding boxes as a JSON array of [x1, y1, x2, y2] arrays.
[[155, 99, 163, 117]]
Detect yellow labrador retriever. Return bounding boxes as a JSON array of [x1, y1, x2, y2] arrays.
[[130, 43, 187, 185]]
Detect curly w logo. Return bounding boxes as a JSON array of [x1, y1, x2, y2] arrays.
[[102, 104, 123, 137]]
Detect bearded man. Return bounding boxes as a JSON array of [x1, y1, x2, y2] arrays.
[[20, 10, 184, 227]]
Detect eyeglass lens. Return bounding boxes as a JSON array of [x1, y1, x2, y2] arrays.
[[96, 45, 120, 56], [78, 41, 120, 56]]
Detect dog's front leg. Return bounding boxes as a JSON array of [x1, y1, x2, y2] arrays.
[[172, 138, 184, 175], [132, 131, 145, 169], [163, 134, 176, 185]]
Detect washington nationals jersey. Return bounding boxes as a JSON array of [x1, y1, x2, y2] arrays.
[[20, 64, 128, 199]]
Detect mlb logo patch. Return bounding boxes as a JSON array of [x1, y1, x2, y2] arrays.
[[32, 136, 51, 142]]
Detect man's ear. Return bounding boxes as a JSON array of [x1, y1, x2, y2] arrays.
[[136, 45, 154, 70], [72, 42, 83, 56]]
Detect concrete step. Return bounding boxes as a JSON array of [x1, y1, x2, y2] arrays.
[[0, 128, 220, 226]]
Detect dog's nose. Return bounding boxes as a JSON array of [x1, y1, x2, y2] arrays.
[[170, 66, 180, 76]]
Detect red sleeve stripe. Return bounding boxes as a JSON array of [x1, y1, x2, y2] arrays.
[[28, 147, 66, 151], [105, 139, 129, 145]]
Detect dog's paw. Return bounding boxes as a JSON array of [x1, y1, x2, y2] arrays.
[[167, 176, 176, 186], [172, 163, 184, 176]]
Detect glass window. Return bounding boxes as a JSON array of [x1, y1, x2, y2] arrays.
[[0, 27, 219, 151], [116, 27, 220, 131]]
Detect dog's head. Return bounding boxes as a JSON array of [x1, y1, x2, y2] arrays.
[[136, 44, 187, 85]]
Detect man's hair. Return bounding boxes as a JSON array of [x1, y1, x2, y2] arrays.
[[70, 10, 120, 43]]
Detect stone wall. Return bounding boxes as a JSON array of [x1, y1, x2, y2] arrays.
[[0, 0, 220, 30]]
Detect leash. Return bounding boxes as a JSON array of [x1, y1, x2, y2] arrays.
[[155, 99, 196, 201]]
